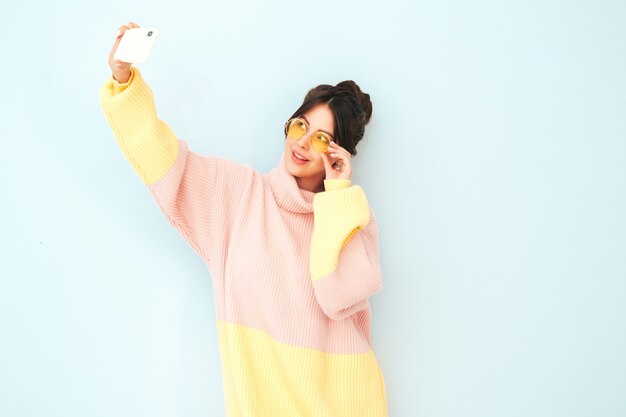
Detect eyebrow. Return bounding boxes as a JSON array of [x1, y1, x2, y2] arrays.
[[301, 115, 335, 140]]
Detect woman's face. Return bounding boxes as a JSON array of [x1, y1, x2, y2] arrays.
[[283, 103, 335, 192]]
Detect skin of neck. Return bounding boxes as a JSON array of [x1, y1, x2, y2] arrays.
[[295, 173, 325, 193]]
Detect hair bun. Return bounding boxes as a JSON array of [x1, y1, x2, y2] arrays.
[[332, 80, 372, 125]]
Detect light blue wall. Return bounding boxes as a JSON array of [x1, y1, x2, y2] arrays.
[[1, 0, 624, 416]]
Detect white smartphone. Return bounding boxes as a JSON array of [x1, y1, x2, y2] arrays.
[[114, 27, 159, 64]]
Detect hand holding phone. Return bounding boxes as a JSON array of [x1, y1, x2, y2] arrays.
[[114, 27, 159, 64], [108, 23, 151, 83]]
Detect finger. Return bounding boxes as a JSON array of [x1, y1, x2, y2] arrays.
[[332, 160, 350, 174], [115, 22, 140, 38], [115, 24, 129, 38], [331, 151, 351, 163], [328, 143, 351, 159], [333, 161, 348, 172], [329, 152, 351, 166], [328, 141, 347, 152], [330, 148, 352, 159], [328, 141, 340, 151], [319, 152, 333, 173]]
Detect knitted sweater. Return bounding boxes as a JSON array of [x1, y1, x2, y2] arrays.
[[99, 67, 388, 417]]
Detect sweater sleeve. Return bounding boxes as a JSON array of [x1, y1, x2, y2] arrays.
[[99, 66, 254, 266], [309, 181, 383, 320]]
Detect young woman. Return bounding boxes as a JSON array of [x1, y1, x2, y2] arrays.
[[101, 22, 388, 417]]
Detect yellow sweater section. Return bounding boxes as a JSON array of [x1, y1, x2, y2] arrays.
[[217, 320, 387, 417], [310, 180, 370, 281], [99, 67, 179, 185]]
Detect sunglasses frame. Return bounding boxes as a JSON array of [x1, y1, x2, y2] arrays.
[[284, 117, 334, 153]]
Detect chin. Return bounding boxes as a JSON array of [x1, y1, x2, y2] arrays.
[[286, 162, 305, 177]]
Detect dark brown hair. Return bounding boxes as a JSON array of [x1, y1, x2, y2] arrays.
[[286, 80, 372, 156]]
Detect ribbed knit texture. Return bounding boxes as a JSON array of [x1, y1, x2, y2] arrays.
[[99, 67, 388, 417]]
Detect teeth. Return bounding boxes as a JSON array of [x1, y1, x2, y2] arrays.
[[294, 152, 307, 161]]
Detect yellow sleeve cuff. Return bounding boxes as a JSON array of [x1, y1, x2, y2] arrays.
[[110, 66, 136, 94], [310, 185, 370, 280], [323, 179, 351, 191], [99, 66, 179, 186]]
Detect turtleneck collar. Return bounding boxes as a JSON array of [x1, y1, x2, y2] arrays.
[[265, 151, 315, 214]]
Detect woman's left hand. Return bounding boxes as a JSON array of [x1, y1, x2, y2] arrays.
[[320, 142, 353, 180]]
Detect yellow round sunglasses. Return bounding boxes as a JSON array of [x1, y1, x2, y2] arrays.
[[284, 117, 334, 153]]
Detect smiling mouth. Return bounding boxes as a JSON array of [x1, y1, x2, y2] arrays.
[[292, 151, 309, 161]]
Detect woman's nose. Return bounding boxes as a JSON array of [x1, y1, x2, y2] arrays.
[[296, 134, 311, 149]]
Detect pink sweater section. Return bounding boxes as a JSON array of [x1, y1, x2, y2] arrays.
[[147, 139, 383, 354]]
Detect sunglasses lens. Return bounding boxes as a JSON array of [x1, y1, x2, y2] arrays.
[[311, 132, 330, 153], [286, 119, 306, 140]]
